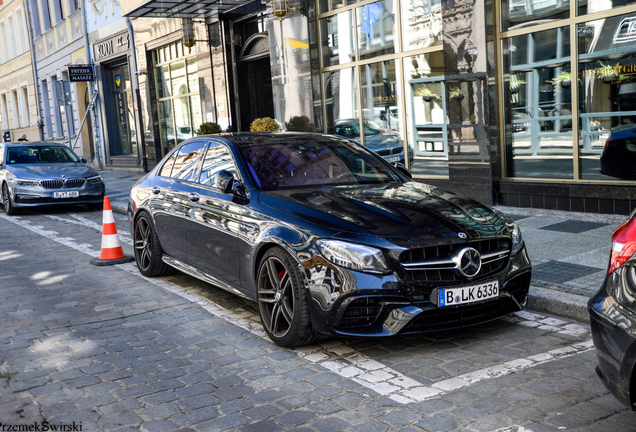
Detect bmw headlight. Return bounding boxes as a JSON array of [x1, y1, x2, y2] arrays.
[[316, 239, 390, 274], [511, 222, 524, 254], [9, 179, 40, 187], [87, 175, 104, 185]]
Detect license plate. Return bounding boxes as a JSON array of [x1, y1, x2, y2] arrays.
[[52, 191, 79, 198], [437, 281, 499, 307], [386, 156, 401, 162]]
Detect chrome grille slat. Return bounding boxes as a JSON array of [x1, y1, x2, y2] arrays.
[[40, 178, 86, 189], [40, 180, 63, 189]]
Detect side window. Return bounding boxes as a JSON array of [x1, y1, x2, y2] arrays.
[[171, 141, 206, 181], [158, 153, 177, 177], [197, 143, 237, 187]]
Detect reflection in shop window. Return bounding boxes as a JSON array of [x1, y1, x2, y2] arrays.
[[323, 67, 358, 131], [400, 0, 442, 52], [503, 26, 573, 179], [579, 13, 636, 181], [357, 1, 395, 60], [577, 0, 636, 16], [319, 11, 355, 67], [500, 0, 569, 31]]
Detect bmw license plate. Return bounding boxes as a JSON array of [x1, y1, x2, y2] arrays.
[[52, 191, 79, 198], [438, 281, 499, 307], [386, 156, 401, 162]]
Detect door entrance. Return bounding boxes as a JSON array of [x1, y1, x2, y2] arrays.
[[104, 63, 138, 163]]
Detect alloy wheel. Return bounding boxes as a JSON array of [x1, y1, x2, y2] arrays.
[[258, 256, 294, 338], [134, 216, 153, 272]]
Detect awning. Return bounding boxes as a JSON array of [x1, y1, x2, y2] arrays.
[[121, 0, 246, 18]]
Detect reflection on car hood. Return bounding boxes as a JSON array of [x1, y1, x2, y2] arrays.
[[7, 164, 99, 179], [364, 133, 403, 151], [259, 182, 510, 241]]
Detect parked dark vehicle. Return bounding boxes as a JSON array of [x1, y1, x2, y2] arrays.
[[600, 123, 636, 180], [329, 118, 411, 164], [589, 212, 636, 410], [0, 142, 105, 215], [128, 133, 531, 347]]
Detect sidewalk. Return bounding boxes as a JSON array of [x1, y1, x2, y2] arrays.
[[100, 169, 629, 324]]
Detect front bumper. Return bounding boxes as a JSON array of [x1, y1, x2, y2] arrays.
[[9, 183, 105, 207], [588, 277, 636, 410], [305, 244, 532, 337]]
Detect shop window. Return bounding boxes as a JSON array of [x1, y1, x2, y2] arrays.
[[500, 0, 569, 31], [578, 13, 636, 181], [319, 11, 355, 67], [503, 26, 573, 179], [400, 0, 442, 52], [323, 67, 358, 131], [578, 0, 636, 16], [356, 0, 395, 60]]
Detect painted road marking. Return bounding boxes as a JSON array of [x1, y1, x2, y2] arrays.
[[1, 214, 593, 405]]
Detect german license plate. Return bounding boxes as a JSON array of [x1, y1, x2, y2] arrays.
[[438, 281, 499, 307], [52, 191, 79, 198], [386, 155, 401, 162]]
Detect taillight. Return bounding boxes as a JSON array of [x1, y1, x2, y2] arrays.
[[607, 217, 636, 275], [604, 137, 613, 151]]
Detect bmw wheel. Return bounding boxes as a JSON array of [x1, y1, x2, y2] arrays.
[[134, 212, 173, 277], [2, 183, 19, 216], [257, 247, 315, 347]]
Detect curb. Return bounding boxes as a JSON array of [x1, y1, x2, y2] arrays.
[[527, 285, 590, 323], [110, 199, 591, 325]]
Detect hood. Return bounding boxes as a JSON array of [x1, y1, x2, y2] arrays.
[[259, 182, 511, 243], [7, 164, 99, 180], [364, 133, 403, 151]]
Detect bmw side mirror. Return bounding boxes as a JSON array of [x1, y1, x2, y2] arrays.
[[393, 162, 412, 179], [215, 170, 234, 194], [80, 156, 87, 163]]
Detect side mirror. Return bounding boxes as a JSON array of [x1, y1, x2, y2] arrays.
[[393, 162, 412, 179], [215, 170, 234, 193], [80, 156, 87, 163]]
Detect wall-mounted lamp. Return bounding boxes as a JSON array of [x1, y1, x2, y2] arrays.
[[271, 0, 297, 21], [182, 18, 206, 52]]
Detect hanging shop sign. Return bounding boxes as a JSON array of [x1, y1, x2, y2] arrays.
[[68, 65, 95, 82]]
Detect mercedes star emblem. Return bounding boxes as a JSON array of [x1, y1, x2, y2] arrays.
[[455, 247, 482, 277], [458, 232, 467, 239]]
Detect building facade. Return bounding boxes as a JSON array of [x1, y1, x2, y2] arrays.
[[121, 0, 636, 214], [0, 0, 39, 142]]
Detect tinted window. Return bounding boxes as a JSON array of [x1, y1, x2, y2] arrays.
[[238, 139, 402, 191], [172, 141, 206, 181], [158, 153, 177, 177], [198, 143, 237, 187], [5, 146, 79, 164]]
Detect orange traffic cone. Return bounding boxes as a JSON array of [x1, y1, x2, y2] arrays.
[[90, 196, 135, 266]]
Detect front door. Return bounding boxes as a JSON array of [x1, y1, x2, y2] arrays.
[[104, 63, 137, 161]]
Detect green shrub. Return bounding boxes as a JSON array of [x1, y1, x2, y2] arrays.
[[250, 117, 280, 132], [285, 115, 314, 132], [197, 122, 222, 135]]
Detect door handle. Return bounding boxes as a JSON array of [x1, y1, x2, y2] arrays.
[[152, 186, 160, 195], [188, 193, 200, 202]]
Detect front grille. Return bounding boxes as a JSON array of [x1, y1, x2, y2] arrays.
[[40, 179, 63, 189], [40, 178, 86, 189], [376, 148, 391, 156], [65, 178, 86, 189], [391, 146, 402, 155], [337, 297, 383, 329], [376, 147, 402, 157], [400, 238, 511, 283]]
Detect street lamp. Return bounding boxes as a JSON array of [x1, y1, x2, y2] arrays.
[[271, 0, 296, 21]]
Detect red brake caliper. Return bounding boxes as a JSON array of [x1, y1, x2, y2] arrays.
[[278, 269, 286, 279]]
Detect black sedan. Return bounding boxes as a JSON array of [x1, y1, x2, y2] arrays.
[[128, 133, 531, 347], [600, 123, 636, 180], [1, 142, 105, 215], [589, 212, 636, 410]]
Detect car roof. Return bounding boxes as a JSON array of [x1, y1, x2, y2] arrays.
[[4, 141, 66, 146], [194, 132, 345, 147]]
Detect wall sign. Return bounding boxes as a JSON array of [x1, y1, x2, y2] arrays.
[[94, 32, 130, 61], [68, 66, 95, 82]]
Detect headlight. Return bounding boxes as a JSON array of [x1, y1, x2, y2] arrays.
[[511, 222, 524, 254], [316, 239, 390, 274], [9, 179, 40, 187], [87, 175, 104, 185]]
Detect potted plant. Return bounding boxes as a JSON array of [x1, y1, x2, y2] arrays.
[[597, 63, 617, 83], [285, 115, 315, 132], [250, 117, 281, 132], [415, 86, 439, 102], [549, 71, 573, 88], [449, 87, 464, 101], [196, 122, 222, 135], [510, 77, 526, 94]]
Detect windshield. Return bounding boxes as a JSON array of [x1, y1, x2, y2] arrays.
[[5, 146, 80, 165], [238, 139, 403, 191]]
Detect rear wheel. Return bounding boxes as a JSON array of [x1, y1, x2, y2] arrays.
[[134, 212, 173, 277], [257, 247, 315, 347], [2, 183, 19, 216]]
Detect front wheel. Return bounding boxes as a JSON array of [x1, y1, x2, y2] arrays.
[[2, 183, 19, 215], [134, 212, 173, 277], [257, 247, 315, 347]]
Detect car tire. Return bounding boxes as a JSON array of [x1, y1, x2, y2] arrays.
[[133, 212, 174, 277], [2, 183, 20, 216], [257, 247, 316, 348]]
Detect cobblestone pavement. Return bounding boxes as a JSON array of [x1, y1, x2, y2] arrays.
[[0, 206, 635, 432]]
